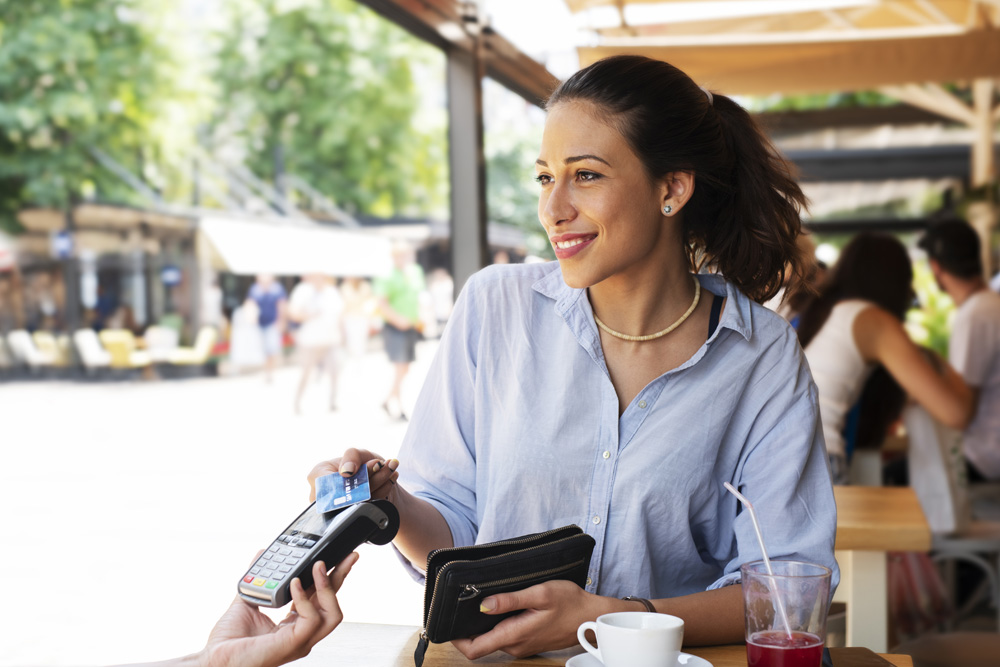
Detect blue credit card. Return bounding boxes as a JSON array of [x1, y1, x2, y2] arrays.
[[315, 466, 372, 514]]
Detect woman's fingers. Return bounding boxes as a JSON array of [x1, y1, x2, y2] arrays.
[[307, 459, 342, 501], [368, 459, 399, 501], [307, 449, 385, 500]]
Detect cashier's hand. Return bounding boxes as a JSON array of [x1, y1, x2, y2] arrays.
[[198, 553, 358, 667], [452, 580, 613, 660], [307, 449, 400, 503]]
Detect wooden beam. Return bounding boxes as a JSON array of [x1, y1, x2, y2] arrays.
[[971, 78, 997, 186], [356, 0, 559, 107], [881, 84, 976, 126], [916, 0, 956, 25]]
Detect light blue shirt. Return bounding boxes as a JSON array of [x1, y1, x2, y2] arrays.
[[398, 262, 839, 598]]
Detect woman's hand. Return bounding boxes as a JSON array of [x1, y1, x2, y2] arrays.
[[199, 553, 358, 667], [451, 580, 622, 660], [307, 449, 399, 503]]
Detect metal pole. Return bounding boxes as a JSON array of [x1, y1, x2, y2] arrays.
[[447, 40, 489, 295]]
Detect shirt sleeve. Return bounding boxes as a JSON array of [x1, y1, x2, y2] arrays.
[[396, 274, 483, 564], [950, 306, 992, 388], [710, 335, 840, 594]]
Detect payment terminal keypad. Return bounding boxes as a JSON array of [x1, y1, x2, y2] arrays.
[[242, 541, 309, 591]]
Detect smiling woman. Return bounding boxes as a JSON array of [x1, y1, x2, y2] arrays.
[[309, 55, 837, 660]]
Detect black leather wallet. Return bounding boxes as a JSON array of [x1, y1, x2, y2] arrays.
[[413, 525, 596, 666]]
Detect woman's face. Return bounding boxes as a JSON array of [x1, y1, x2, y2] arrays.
[[536, 100, 671, 289]]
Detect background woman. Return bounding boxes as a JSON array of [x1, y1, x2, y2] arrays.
[[797, 232, 974, 483], [310, 55, 838, 657]]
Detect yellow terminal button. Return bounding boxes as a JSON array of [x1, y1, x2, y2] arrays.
[[253, 578, 267, 586]]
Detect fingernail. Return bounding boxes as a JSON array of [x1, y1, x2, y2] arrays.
[[340, 463, 356, 476], [387, 459, 399, 471], [480, 598, 496, 612], [372, 461, 383, 473]]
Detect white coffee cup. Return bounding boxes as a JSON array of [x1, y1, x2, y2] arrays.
[[577, 611, 684, 667]]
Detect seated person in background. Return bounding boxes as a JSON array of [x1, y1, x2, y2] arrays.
[[797, 233, 975, 484], [116, 555, 357, 667], [309, 55, 838, 659], [919, 220, 1000, 482]]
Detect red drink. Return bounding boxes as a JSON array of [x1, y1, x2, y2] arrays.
[[746, 630, 823, 667]]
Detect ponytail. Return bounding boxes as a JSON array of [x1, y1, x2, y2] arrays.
[[549, 55, 808, 302]]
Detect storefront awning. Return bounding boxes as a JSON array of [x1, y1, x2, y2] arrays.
[[198, 216, 392, 277]]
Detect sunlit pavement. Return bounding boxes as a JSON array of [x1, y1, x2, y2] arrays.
[[0, 340, 439, 667]]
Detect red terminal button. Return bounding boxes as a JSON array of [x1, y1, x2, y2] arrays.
[[243, 575, 255, 583]]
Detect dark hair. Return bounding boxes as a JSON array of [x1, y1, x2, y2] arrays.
[[918, 219, 982, 279], [547, 55, 807, 302], [797, 233, 913, 348]]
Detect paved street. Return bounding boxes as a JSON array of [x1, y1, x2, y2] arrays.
[[0, 341, 439, 666]]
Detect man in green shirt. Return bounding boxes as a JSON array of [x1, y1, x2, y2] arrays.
[[374, 243, 425, 420]]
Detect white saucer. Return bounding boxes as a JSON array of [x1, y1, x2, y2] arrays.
[[566, 651, 713, 667]]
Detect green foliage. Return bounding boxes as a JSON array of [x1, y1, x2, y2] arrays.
[[483, 82, 551, 259], [0, 0, 197, 227], [905, 260, 955, 359], [746, 90, 898, 113], [210, 0, 448, 218]]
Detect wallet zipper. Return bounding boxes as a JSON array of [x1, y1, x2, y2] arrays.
[[422, 526, 580, 627], [456, 558, 586, 600], [422, 532, 584, 629]]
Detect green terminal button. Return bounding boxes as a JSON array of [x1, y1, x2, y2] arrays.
[[265, 581, 279, 589]]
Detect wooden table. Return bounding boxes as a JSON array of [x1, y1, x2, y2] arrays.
[[832, 486, 931, 653], [293, 623, 913, 666]]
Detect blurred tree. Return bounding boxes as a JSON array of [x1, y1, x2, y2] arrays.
[[210, 0, 448, 219], [482, 81, 551, 259], [0, 0, 198, 232]]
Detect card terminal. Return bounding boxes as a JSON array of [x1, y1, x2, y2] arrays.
[[238, 499, 399, 608]]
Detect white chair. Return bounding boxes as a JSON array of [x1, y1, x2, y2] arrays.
[[169, 326, 217, 366], [904, 404, 1000, 631], [6, 330, 55, 370], [72, 329, 112, 373], [143, 325, 180, 363]]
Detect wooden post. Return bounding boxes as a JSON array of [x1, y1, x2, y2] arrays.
[[969, 78, 997, 277]]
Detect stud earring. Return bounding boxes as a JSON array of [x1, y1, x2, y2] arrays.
[[662, 204, 673, 216]]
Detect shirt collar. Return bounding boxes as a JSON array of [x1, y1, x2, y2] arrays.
[[532, 265, 753, 342]]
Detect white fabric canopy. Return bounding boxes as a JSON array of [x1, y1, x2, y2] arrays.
[[199, 215, 392, 277]]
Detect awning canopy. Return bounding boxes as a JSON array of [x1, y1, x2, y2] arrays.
[[569, 1, 1000, 95], [198, 216, 392, 278]]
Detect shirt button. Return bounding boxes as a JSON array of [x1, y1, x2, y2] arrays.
[[603, 450, 610, 459], [586, 577, 593, 586], [638, 400, 648, 409], [592, 515, 601, 525]]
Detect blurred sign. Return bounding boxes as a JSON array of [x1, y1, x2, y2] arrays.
[[160, 265, 182, 287], [50, 230, 74, 259]]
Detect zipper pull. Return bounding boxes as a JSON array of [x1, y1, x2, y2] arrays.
[[458, 584, 480, 601], [414, 630, 429, 667]]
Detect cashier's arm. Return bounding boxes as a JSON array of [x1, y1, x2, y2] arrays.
[[456, 577, 744, 659]]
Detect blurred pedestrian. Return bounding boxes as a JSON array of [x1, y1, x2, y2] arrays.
[[246, 274, 287, 383], [228, 299, 265, 372], [797, 233, 975, 483], [340, 276, 373, 359], [289, 274, 344, 414], [374, 243, 425, 420], [919, 220, 1000, 481]]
